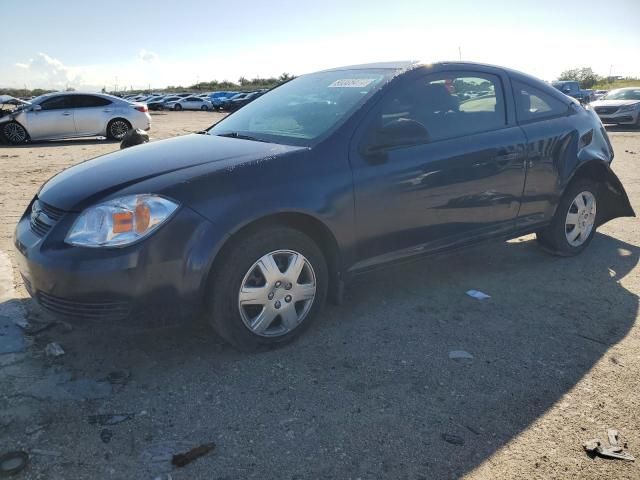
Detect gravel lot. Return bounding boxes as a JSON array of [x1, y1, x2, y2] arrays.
[[0, 112, 638, 479]]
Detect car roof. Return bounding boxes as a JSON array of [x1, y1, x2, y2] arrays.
[[319, 60, 419, 72]]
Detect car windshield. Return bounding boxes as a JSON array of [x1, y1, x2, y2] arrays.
[[208, 68, 398, 146], [602, 88, 640, 101]]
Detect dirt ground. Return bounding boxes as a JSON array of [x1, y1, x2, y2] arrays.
[[0, 111, 638, 480]]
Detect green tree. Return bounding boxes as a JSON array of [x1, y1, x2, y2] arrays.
[[558, 67, 602, 89]]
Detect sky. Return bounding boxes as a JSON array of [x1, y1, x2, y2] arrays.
[[2, 0, 639, 92]]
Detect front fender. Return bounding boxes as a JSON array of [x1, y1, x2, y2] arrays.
[[598, 164, 635, 226]]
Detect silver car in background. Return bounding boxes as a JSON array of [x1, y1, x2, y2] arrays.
[[166, 96, 213, 111], [0, 92, 151, 144], [590, 87, 640, 127]]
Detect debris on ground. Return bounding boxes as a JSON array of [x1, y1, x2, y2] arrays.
[[171, 442, 216, 467], [25, 321, 57, 335], [100, 428, 113, 444], [465, 289, 491, 300], [25, 424, 46, 435], [120, 128, 150, 149], [88, 413, 134, 426], [0, 451, 29, 476], [13, 318, 30, 330], [30, 449, 61, 457], [44, 342, 65, 357], [583, 429, 635, 461], [104, 370, 131, 385], [449, 350, 474, 361], [441, 433, 465, 446]]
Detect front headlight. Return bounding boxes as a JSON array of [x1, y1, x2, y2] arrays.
[[618, 103, 639, 112], [65, 194, 179, 248]]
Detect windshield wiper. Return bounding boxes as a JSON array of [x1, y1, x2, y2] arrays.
[[215, 132, 268, 142]]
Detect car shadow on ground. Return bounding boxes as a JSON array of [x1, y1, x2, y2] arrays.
[[2, 232, 638, 478]]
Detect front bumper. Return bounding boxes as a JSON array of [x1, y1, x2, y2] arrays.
[[14, 200, 218, 322], [597, 110, 639, 125]]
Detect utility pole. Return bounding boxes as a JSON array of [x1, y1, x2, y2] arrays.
[[458, 46, 462, 61]]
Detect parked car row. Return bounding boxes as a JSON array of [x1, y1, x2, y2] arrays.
[[120, 90, 268, 112]]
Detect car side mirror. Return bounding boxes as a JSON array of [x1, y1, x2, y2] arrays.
[[32, 105, 42, 112], [362, 119, 430, 161]]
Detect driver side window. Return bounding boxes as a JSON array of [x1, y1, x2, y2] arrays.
[[40, 96, 73, 111], [366, 72, 506, 149]]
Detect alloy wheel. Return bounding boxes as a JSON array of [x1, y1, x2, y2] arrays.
[[238, 250, 317, 337], [3, 123, 27, 143], [565, 191, 596, 247], [110, 120, 129, 139]]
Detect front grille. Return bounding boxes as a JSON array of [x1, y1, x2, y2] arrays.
[[29, 199, 66, 237], [595, 106, 618, 115], [37, 291, 131, 321]]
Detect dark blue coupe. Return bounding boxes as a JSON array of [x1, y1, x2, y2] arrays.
[[14, 61, 634, 351]]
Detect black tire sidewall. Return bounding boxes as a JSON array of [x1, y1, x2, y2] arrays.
[[208, 227, 328, 352], [540, 180, 599, 256]]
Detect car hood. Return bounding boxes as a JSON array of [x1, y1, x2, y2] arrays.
[[38, 133, 305, 211], [591, 99, 640, 107]]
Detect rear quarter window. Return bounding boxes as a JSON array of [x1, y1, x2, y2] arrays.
[[513, 80, 569, 123]]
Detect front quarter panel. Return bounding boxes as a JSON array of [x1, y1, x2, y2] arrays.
[[116, 138, 357, 273]]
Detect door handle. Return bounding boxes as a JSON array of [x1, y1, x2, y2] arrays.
[[62, 112, 72, 116], [103, 109, 112, 112]]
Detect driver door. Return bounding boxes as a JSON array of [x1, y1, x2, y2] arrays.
[[349, 68, 527, 267], [26, 95, 76, 140]]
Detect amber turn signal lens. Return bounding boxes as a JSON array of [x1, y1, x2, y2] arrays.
[[112, 212, 133, 233], [135, 202, 151, 234]]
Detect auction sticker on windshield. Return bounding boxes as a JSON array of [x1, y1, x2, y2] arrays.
[[328, 79, 377, 88]]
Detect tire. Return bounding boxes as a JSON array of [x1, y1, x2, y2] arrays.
[[536, 179, 599, 256], [201, 105, 209, 111], [1, 121, 28, 144], [106, 118, 131, 140], [174, 104, 182, 111], [207, 227, 328, 352]]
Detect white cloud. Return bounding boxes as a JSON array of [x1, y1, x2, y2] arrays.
[[138, 49, 159, 63], [14, 52, 82, 89]]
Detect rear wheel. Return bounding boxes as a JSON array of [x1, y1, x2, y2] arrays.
[[207, 227, 328, 352], [106, 118, 131, 140], [174, 104, 182, 111], [2, 122, 28, 144], [537, 179, 599, 256], [201, 105, 209, 111]]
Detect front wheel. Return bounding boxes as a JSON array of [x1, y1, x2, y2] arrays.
[[207, 227, 328, 352], [174, 104, 182, 111], [201, 105, 209, 111], [537, 179, 599, 256], [2, 121, 28, 144]]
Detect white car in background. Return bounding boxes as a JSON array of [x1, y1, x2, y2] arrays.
[[590, 87, 640, 127], [0, 92, 151, 144], [167, 96, 213, 111]]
